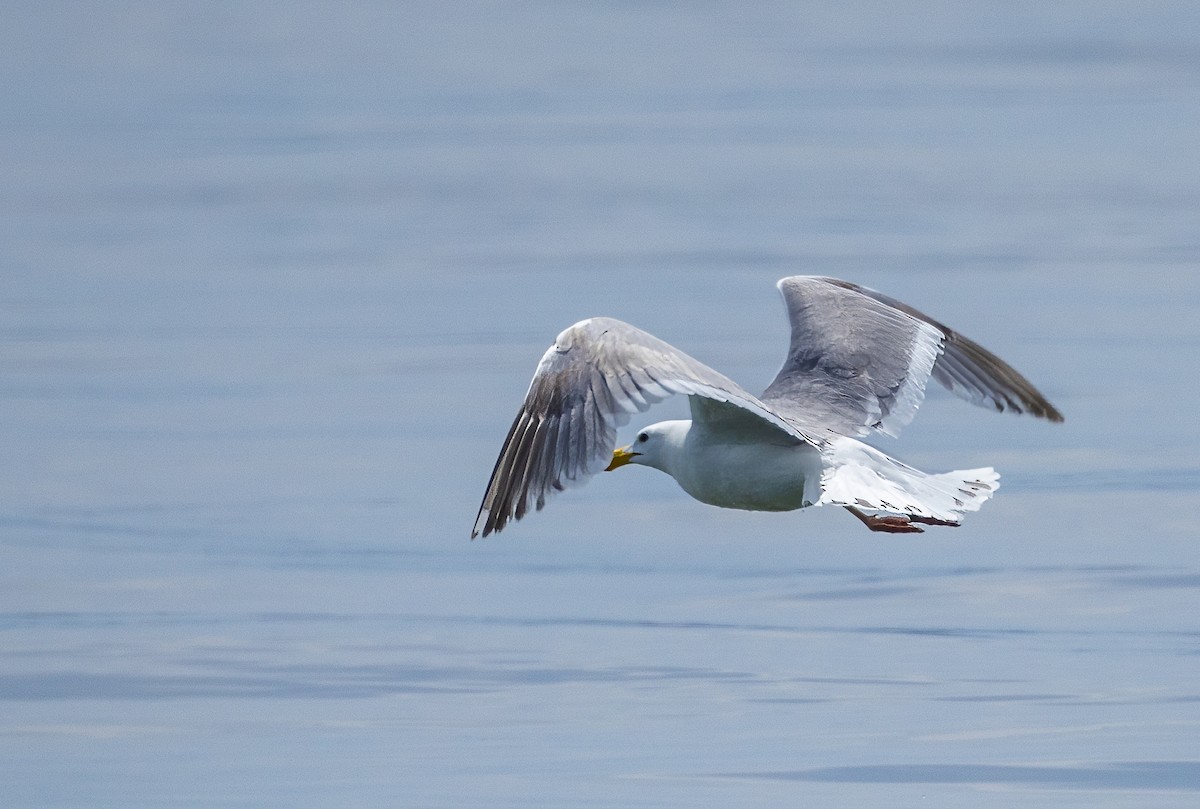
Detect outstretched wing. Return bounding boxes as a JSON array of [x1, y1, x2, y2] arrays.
[[473, 317, 816, 538], [762, 276, 1063, 439], [818, 278, 1064, 423]]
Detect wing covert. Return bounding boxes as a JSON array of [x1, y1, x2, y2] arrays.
[[762, 277, 944, 438]]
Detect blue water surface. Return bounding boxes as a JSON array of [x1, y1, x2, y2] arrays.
[[2, 2, 1199, 807]]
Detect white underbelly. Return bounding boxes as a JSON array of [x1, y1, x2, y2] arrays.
[[672, 440, 823, 512]]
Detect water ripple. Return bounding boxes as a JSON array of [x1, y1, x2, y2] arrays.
[[720, 761, 1200, 790]]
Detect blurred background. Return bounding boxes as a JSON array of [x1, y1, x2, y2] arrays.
[[2, 2, 1198, 807]]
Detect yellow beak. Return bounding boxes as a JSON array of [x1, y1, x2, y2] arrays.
[[605, 445, 640, 471]]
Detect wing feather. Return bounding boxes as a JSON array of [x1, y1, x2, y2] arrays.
[[816, 277, 1064, 423], [763, 276, 1062, 439]]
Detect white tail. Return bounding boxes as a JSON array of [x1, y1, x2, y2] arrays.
[[818, 438, 1000, 524]]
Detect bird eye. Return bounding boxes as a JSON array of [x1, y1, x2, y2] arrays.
[[637, 433, 648, 443]]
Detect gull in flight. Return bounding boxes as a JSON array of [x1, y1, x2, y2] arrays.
[[473, 276, 1062, 538]]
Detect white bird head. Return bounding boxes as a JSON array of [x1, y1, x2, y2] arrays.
[[604, 421, 687, 473]]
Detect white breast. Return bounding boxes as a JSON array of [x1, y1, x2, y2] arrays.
[[668, 433, 824, 512]]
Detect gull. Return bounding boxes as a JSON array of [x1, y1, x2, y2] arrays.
[[472, 276, 1062, 538]]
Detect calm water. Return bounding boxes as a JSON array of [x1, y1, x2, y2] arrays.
[[3, 2, 1199, 806]]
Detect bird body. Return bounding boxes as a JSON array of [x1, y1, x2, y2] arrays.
[[631, 419, 823, 512], [472, 276, 1062, 538]]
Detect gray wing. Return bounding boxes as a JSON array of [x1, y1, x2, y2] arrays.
[[762, 276, 1064, 439], [473, 317, 816, 538]]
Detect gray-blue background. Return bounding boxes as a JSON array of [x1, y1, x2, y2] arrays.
[[3, 2, 1198, 806]]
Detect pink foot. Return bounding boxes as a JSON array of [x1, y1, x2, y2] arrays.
[[846, 507, 925, 534]]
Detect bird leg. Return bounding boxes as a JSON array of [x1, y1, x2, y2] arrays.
[[845, 507, 962, 532], [845, 506, 924, 534]]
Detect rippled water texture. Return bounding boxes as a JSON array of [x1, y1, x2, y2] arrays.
[[2, 2, 1199, 807]]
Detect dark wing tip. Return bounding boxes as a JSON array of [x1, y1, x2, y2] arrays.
[[1025, 398, 1065, 423], [946, 329, 1064, 424]]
